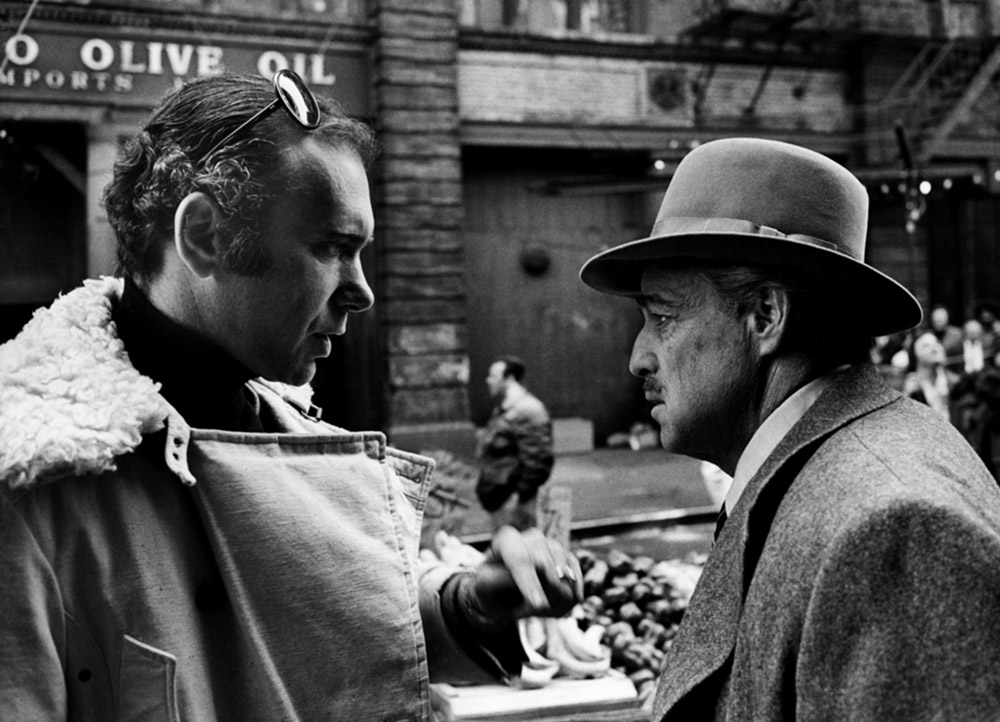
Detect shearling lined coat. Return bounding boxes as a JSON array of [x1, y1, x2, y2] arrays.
[[652, 364, 1000, 721], [0, 277, 489, 722]]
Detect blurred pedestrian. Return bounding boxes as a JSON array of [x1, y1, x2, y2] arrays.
[[951, 325, 1000, 481], [903, 331, 957, 419], [580, 137, 1000, 720], [961, 318, 990, 374], [974, 300, 1000, 337], [476, 356, 554, 531], [870, 330, 909, 366], [928, 303, 964, 373], [869, 329, 911, 391], [950, 354, 1000, 482]]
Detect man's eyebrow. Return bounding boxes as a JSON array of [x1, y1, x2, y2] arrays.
[[635, 293, 672, 308], [324, 230, 374, 248]]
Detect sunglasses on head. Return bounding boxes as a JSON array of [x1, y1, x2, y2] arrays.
[[196, 69, 321, 163]]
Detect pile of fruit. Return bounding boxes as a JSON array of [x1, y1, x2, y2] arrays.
[[571, 547, 705, 705], [517, 614, 611, 688], [420, 532, 706, 706]]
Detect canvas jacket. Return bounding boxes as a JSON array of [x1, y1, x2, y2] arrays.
[[652, 363, 1000, 721], [0, 277, 492, 722]]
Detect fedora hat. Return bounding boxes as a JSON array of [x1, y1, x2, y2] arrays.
[[580, 137, 922, 336]]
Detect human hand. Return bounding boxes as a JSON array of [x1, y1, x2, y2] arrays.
[[466, 526, 583, 623]]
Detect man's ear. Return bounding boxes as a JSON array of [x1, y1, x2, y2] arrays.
[[174, 192, 222, 278], [747, 283, 791, 358]]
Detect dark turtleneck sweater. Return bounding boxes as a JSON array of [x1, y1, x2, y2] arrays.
[[113, 276, 265, 432]]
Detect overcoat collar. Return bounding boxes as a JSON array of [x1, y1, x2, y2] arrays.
[[652, 363, 901, 718]]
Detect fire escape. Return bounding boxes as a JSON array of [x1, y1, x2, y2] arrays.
[[681, 0, 857, 125], [870, 36, 1000, 165], [683, 0, 1000, 167]]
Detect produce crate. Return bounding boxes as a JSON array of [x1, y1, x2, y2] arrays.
[[425, 532, 706, 719], [430, 673, 644, 721]]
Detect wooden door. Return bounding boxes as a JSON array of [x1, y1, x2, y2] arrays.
[[463, 148, 652, 444], [0, 121, 86, 342]]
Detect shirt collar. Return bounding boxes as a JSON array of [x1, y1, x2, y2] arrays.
[[724, 366, 847, 515]]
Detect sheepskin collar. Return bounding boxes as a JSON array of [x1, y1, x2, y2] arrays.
[[0, 277, 169, 490]]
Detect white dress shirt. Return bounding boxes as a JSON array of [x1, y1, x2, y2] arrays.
[[964, 339, 984, 374], [724, 367, 846, 516]]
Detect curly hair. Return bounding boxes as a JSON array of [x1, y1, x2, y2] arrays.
[[103, 73, 378, 285]]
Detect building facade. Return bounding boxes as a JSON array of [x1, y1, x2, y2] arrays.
[[4, 0, 1000, 452]]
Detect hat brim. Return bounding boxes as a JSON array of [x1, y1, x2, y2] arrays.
[[580, 232, 923, 337]]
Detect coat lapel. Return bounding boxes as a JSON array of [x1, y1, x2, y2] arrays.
[[652, 364, 901, 719]]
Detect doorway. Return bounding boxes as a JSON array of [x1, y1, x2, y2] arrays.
[[0, 120, 87, 342]]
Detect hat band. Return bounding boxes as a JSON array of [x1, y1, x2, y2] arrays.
[[650, 216, 847, 257]]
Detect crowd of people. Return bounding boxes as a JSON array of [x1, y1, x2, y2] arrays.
[[872, 300, 1000, 477]]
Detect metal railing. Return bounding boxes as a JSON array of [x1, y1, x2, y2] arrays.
[[462, 505, 718, 549]]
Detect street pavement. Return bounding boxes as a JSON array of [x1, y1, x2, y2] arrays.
[[437, 448, 717, 562]]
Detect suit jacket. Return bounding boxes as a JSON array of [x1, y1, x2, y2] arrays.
[[652, 363, 1000, 721]]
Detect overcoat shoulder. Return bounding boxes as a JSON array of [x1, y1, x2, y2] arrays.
[[653, 364, 1000, 722]]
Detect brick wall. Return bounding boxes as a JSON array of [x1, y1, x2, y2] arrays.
[[371, 0, 475, 452], [458, 49, 852, 134]]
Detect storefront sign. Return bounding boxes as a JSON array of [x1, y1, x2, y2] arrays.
[[0, 29, 369, 115]]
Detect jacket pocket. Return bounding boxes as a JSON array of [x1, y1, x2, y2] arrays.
[[117, 634, 180, 722]]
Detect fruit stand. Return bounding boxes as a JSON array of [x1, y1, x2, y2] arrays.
[[423, 493, 714, 722], [416, 450, 717, 721]]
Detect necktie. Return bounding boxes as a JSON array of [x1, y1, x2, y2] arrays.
[[714, 503, 728, 542]]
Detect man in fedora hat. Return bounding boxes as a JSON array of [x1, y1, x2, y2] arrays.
[[581, 137, 1000, 720]]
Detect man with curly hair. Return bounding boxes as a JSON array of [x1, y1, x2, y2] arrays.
[[0, 72, 581, 721]]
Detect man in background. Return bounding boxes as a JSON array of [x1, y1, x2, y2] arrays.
[[961, 317, 999, 374], [928, 302, 964, 373], [903, 331, 957, 419], [476, 356, 555, 531]]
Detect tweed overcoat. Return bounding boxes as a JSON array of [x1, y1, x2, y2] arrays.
[[652, 363, 1000, 721]]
